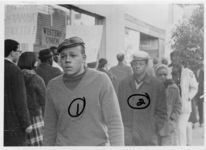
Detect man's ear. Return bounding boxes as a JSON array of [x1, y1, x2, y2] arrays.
[[10, 50, 15, 57]]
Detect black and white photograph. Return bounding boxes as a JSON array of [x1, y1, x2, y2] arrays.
[[2, 1, 205, 148]]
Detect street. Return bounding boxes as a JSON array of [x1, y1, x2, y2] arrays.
[[192, 123, 204, 146]]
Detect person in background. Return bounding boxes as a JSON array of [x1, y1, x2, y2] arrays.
[[168, 50, 182, 79], [153, 57, 159, 69], [161, 57, 169, 66], [18, 52, 46, 146], [4, 39, 32, 146], [109, 53, 133, 94], [43, 36, 124, 146], [118, 51, 167, 145], [172, 58, 198, 146], [50, 46, 63, 72], [187, 97, 198, 144], [35, 48, 62, 86], [87, 61, 97, 69], [196, 62, 204, 127], [146, 57, 156, 77], [155, 64, 181, 145], [97, 58, 118, 92], [50, 46, 59, 63]]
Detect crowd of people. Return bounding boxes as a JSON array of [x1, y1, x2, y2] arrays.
[[4, 36, 204, 146]]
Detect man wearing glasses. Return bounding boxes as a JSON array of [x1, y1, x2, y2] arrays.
[[4, 39, 32, 146]]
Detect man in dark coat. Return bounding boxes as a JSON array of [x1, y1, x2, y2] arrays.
[[109, 53, 133, 95], [35, 48, 62, 86], [196, 63, 204, 127], [118, 51, 167, 145], [4, 39, 32, 146]]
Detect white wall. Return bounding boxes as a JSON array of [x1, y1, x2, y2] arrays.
[[124, 4, 169, 30]]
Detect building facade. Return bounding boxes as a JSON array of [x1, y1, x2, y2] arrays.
[[5, 4, 166, 66]]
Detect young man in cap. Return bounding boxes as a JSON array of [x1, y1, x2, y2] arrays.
[[4, 39, 32, 146], [35, 48, 62, 86], [118, 50, 167, 145], [43, 36, 124, 146]]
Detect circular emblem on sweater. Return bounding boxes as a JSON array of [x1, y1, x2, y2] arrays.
[[127, 93, 150, 109], [68, 97, 86, 117]]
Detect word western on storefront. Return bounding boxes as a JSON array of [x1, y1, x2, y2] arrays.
[[42, 27, 65, 47]]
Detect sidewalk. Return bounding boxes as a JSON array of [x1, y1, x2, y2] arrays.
[[191, 124, 204, 146]]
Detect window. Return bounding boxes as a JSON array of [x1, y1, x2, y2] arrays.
[[59, 5, 104, 25]]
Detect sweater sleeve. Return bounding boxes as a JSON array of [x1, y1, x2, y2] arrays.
[[100, 74, 124, 146], [43, 87, 58, 146], [154, 81, 167, 133], [168, 86, 182, 121]]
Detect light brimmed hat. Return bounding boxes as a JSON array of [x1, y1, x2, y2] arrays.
[[57, 36, 85, 53], [131, 51, 150, 62]]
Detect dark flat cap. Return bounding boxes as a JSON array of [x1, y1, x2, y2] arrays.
[[57, 36, 85, 53], [39, 48, 53, 60]]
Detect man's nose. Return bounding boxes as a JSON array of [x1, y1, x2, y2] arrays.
[[66, 56, 72, 63], [134, 65, 141, 69]]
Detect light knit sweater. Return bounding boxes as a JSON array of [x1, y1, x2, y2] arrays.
[[43, 68, 124, 146]]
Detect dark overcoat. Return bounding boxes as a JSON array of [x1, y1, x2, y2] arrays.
[[4, 60, 31, 146]]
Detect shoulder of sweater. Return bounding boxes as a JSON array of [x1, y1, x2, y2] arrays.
[[47, 74, 63, 88], [87, 68, 112, 84], [87, 68, 107, 77]]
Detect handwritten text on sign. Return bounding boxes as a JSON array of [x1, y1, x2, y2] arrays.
[[42, 27, 64, 47]]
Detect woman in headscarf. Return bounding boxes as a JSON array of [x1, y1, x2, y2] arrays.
[[155, 64, 182, 145]]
